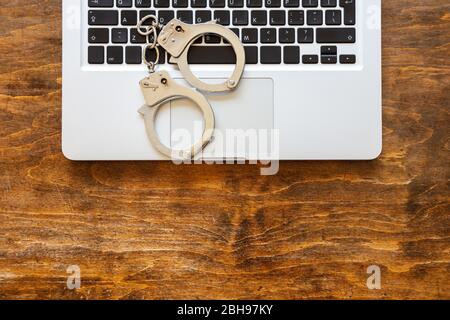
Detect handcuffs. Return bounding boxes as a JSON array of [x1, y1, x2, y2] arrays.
[[137, 16, 246, 159]]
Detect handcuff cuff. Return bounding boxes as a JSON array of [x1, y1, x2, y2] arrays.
[[137, 16, 246, 160]]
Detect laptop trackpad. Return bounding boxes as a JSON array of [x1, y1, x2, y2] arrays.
[[170, 78, 274, 159]]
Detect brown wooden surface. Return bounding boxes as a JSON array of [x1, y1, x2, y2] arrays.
[[0, 0, 449, 300]]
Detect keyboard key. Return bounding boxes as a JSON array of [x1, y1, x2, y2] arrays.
[[154, 0, 170, 7], [135, 0, 152, 7], [242, 28, 258, 43], [321, 55, 337, 64], [177, 10, 193, 23], [307, 10, 322, 25], [88, 28, 109, 43], [223, 27, 240, 43], [260, 28, 276, 43], [261, 46, 281, 64], [302, 54, 318, 64], [288, 10, 304, 25], [188, 46, 236, 64], [247, 0, 262, 6], [88, 46, 105, 64], [176, 46, 257, 64], [214, 11, 230, 25], [107, 46, 123, 64], [195, 10, 212, 23], [302, 0, 318, 7], [321, 0, 336, 7], [284, 0, 299, 7], [210, 0, 225, 7], [89, 0, 114, 7], [232, 11, 249, 25], [130, 28, 147, 43], [297, 28, 313, 43], [270, 10, 285, 25], [247, 0, 262, 7], [340, 0, 355, 25], [126, 46, 142, 64], [284, 46, 300, 64], [193, 36, 204, 44], [173, 0, 189, 7], [88, 10, 118, 25], [230, 28, 240, 37], [244, 46, 258, 64], [321, 45, 337, 55], [158, 10, 175, 24], [229, 0, 244, 7], [251, 11, 267, 25], [325, 10, 341, 25], [117, 0, 132, 6], [340, 54, 356, 64], [139, 10, 156, 24], [192, 0, 207, 7], [191, 0, 207, 8], [146, 46, 166, 64], [121, 10, 137, 25], [265, 0, 281, 7], [112, 28, 128, 43], [205, 34, 222, 43], [316, 27, 355, 43], [279, 28, 295, 43]]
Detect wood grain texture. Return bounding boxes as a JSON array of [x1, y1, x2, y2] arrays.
[[0, 0, 449, 300]]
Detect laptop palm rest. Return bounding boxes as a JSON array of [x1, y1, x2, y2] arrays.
[[169, 78, 274, 160]]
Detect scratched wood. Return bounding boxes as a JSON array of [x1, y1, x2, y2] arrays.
[[0, 0, 449, 300]]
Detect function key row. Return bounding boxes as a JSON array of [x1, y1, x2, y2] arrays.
[[88, 44, 356, 65], [89, 10, 352, 27], [89, 0, 354, 11]]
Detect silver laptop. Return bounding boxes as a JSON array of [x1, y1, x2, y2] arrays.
[[62, 0, 381, 160]]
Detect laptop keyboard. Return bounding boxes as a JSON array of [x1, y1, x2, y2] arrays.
[[87, 0, 357, 65]]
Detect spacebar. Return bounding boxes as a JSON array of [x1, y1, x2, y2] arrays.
[[187, 46, 236, 64]]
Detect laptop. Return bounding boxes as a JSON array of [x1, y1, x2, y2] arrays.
[[62, 0, 381, 160]]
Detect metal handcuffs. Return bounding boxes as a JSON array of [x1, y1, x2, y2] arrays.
[[158, 19, 245, 92], [139, 71, 215, 160], [137, 17, 246, 159]]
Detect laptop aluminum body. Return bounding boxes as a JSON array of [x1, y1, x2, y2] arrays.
[[62, 0, 382, 160]]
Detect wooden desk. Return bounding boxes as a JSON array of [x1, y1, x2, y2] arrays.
[[0, 0, 448, 299]]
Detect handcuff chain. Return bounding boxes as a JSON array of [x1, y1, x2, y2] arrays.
[[137, 15, 163, 74]]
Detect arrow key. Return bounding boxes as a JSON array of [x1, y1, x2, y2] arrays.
[[340, 54, 356, 64]]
